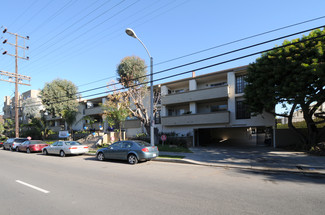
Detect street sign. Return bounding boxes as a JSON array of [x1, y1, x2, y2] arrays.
[[161, 135, 167, 141]]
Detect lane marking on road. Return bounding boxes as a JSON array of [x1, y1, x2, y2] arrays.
[[15, 180, 50, 194]]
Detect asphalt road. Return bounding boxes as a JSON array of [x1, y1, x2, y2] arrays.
[[0, 149, 324, 215]]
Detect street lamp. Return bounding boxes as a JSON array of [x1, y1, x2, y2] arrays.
[[125, 28, 155, 146]]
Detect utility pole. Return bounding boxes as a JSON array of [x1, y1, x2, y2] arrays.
[[1, 27, 30, 138]]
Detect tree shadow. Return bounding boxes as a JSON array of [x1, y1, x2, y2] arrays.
[[236, 168, 325, 184]]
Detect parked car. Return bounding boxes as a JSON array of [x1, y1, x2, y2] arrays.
[[3, 138, 28, 151], [96, 140, 159, 164], [17, 140, 48, 153], [0, 141, 3, 148], [42, 141, 89, 157]]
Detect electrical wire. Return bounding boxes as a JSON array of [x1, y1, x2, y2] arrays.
[[25, 0, 139, 68], [18, 33, 325, 109], [29, 0, 124, 54], [21, 14, 325, 78], [155, 15, 325, 66], [20, 0, 177, 74], [73, 25, 325, 95], [29, 0, 79, 33], [8, 0, 39, 28]]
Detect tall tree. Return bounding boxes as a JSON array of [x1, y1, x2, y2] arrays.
[[62, 109, 78, 137], [102, 86, 130, 141], [116, 56, 160, 135], [40, 79, 79, 130], [0, 121, 4, 136], [22, 97, 43, 119], [244, 28, 325, 148]]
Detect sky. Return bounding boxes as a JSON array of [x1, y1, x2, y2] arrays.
[[0, 0, 325, 114]]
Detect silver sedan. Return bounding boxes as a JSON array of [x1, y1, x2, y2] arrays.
[[42, 141, 89, 157]]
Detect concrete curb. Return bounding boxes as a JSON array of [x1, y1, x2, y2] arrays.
[[86, 152, 325, 175], [154, 157, 325, 175]]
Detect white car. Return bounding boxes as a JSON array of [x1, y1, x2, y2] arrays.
[[42, 141, 89, 157]]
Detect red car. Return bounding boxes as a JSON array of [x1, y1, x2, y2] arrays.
[[17, 140, 48, 153]]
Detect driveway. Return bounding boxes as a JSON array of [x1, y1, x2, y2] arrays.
[[158, 146, 325, 173]]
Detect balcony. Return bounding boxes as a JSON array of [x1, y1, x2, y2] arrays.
[[162, 85, 228, 105], [162, 111, 229, 126], [123, 119, 141, 129], [84, 106, 103, 116]]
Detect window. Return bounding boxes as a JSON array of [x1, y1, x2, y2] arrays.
[[154, 110, 161, 124], [235, 74, 247, 94], [236, 101, 251, 119], [122, 142, 133, 148]]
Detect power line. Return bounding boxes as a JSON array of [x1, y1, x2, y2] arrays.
[[77, 75, 117, 87], [75, 25, 325, 95], [20, 0, 177, 74], [29, 0, 124, 54], [25, 0, 139, 68], [8, 0, 39, 28], [16, 1, 53, 32], [29, 0, 79, 33], [154, 15, 325, 66], [21, 14, 325, 78], [19, 32, 325, 109]]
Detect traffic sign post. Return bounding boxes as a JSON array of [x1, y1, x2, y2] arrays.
[[161, 134, 167, 146]]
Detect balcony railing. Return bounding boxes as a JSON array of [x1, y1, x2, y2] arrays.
[[162, 85, 228, 105], [162, 111, 229, 126], [84, 106, 103, 115]]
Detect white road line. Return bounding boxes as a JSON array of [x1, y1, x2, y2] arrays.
[[15, 180, 50, 194]]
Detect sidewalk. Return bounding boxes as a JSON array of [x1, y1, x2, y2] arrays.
[[156, 146, 325, 174]]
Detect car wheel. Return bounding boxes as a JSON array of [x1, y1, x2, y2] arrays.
[[10, 146, 13, 151], [60, 150, 65, 157], [26, 148, 31, 154], [43, 149, 48, 155], [16, 147, 19, 152], [128, 154, 138, 165], [97, 152, 105, 161]]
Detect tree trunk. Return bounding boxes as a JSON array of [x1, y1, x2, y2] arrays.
[[287, 103, 307, 146], [118, 122, 122, 141]]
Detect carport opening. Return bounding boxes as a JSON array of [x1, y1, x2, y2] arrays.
[[195, 127, 272, 147]]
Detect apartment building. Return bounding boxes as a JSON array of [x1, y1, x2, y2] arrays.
[[45, 96, 108, 132], [159, 65, 274, 146], [280, 103, 325, 124], [3, 65, 275, 146], [2, 89, 42, 124]]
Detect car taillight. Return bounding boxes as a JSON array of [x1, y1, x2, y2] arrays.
[[84, 146, 88, 149], [69, 147, 78, 149], [142, 148, 149, 152]]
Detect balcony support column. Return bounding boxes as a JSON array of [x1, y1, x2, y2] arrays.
[[190, 102, 197, 114]]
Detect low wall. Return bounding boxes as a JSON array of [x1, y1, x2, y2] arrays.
[[275, 128, 325, 147]]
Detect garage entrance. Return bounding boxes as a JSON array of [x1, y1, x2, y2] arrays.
[[194, 127, 271, 147]]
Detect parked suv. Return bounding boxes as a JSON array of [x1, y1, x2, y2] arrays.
[[3, 138, 28, 151]]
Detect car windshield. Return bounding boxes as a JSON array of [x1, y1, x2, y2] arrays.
[[133, 140, 151, 147], [65, 141, 81, 146]]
